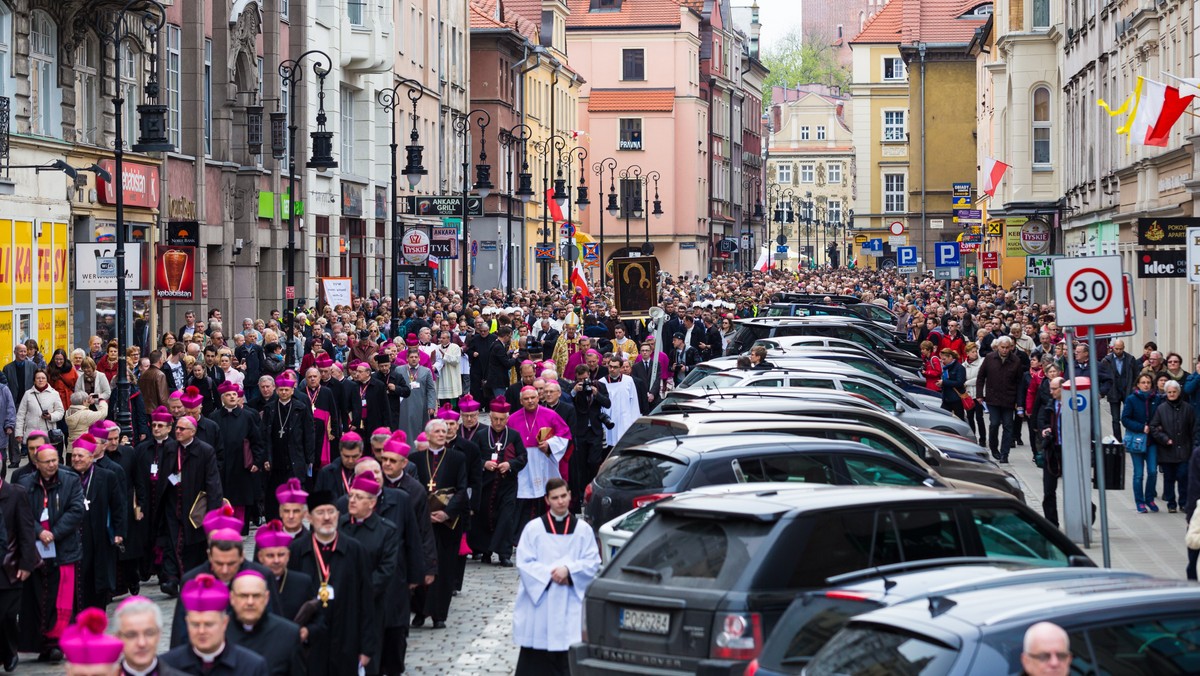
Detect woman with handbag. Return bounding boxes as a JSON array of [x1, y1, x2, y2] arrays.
[[14, 369, 64, 450], [938, 348, 967, 420], [963, 342, 987, 447], [1122, 373, 1163, 513]]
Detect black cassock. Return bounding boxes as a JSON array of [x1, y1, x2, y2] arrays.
[[298, 383, 344, 466], [189, 416, 225, 465], [262, 397, 314, 518], [409, 447, 467, 622], [151, 439, 223, 582], [269, 566, 316, 622], [314, 461, 355, 501], [345, 377, 391, 436], [339, 512, 397, 674], [211, 405, 267, 508], [383, 473, 437, 578], [169, 559, 282, 648], [469, 426, 528, 557], [162, 642, 269, 676], [75, 464, 126, 607], [227, 611, 306, 676], [288, 533, 377, 676], [108, 443, 151, 563], [450, 434, 483, 590]]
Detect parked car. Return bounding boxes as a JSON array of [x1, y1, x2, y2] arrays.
[[585, 432, 987, 527], [763, 303, 910, 347], [606, 412, 1021, 503], [805, 574, 1200, 675], [569, 484, 1090, 676], [724, 316, 922, 369], [749, 564, 1147, 674], [684, 368, 973, 437], [693, 347, 928, 393]]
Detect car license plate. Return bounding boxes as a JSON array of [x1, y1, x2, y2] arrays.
[[620, 608, 670, 635]]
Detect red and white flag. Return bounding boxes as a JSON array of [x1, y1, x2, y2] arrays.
[[545, 187, 565, 223], [427, 255, 439, 271], [982, 158, 1009, 198], [753, 248, 770, 272], [1100, 76, 1195, 147], [570, 263, 590, 299]]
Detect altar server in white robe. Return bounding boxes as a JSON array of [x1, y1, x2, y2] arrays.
[[512, 478, 600, 676], [601, 354, 639, 448]]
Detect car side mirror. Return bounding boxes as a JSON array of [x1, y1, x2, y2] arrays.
[[1068, 555, 1097, 568]]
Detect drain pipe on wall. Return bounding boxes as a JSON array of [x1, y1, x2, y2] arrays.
[[919, 41, 927, 273]]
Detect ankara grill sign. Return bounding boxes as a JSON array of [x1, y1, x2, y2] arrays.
[[407, 196, 483, 217]]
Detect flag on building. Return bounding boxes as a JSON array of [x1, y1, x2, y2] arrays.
[[1099, 76, 1194, 147], [982, 158, 1010, 198], [545, 187, 565, 223]]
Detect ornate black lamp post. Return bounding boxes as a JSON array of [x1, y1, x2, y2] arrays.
[[98, 0, 174, 437], [452, 110, 493, 295], [377, 79, 423, 339], [592, 158, 617, 287], [498, 124, 533, 295]]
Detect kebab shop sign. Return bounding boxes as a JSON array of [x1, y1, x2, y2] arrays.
[[155, 245, 196, 299]]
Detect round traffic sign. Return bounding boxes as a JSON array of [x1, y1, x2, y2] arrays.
[[560, 222, 576, 238], [889, 221, 905, 236], [1065, 267, 1114, 315], [776, 234, 787, 246]]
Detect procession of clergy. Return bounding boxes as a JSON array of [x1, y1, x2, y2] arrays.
[[1, 311, 630, 675]]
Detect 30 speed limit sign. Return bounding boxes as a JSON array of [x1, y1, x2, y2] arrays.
[[1053, 256, 1126, 327]]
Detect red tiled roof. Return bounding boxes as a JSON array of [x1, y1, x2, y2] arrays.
[[565, 0, 683, 29], [587, 88, 675, 112], [851, 0, 903, 44], [470, 0, 539, 39]]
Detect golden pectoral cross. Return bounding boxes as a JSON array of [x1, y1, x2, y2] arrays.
[[318, 582, 331, 608]]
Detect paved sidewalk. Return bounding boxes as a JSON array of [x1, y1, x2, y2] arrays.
[[1003, 439, 1188, 579]]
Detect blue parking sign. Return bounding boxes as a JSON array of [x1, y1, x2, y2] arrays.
[[934, 242, 960, 268], [896, 246, 917, 267]]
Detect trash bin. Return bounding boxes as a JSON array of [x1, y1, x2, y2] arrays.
[[1093, 442, 1126, 490]]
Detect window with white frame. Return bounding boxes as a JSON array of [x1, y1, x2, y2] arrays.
[[281, 0, 289, 20], [828, 161, 842, 185], [883, 110, 905, 141], [883, 57, 906, 81], [883, 173, 905, 213], [0, 4, 13, 99], [618, 118, 642, 150], [1032, 86, 1051, 165], [166, 25, 181, 149], [204, 39, 212, 156], [828, 199, 842, 225], [816, 125, 826, 140], [75, 36, 99, 145], [800, 125, 810, 140], [800, 163, 815, 183], [776, 163, 792, 184], [121, 41, 140, 148], [348, 0, 365, 26], [29, 10, 60, 138], [341, 87, 355, 169], [1032, 0, 1048, 28]]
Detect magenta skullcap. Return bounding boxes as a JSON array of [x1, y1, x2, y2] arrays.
[[381, 437, 411, 458], [180, 386, 204, 409], [88, 421, 109, 438], [207, 528, 242, 543], [371, 427, 392, 437], [436, 404, 460, 422], [202, 504, 242, 535], [72, 433, 98, 453], [60, 608, 124, 666], [341, 431, 362, 444], [254, 519, 293, 550], [316, 356, 334, 368], [217, 380, 239, 395], [489, 396, 512, 413], [275, 478, 308, 506], [180, 574, 229, 613], [458, 394, 481, 412], [274, 375, 296, 389], [350, 474, 381, 496], [151, 406, 173, 424]]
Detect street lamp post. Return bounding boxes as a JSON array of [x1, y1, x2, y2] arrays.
[[98, 0, 174, 437], [619, 164, 642, 253], [803, 192, 814, 268], [453, 110, 493, 296], [498, 125, 533, 296], [376, 79, 424, 339], [644, 170, 662, 256], [766, 183, 793, 271], [742, 176, 763, 272], [276, 50, 338, 369], [593, 158, 617, 288], [566, 146, 590, 278], [846, 209, 855, 267], [533, 136, 567, 289]]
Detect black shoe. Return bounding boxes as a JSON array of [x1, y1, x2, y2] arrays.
[[432, 620, 447, 629], [479, 552, 493, 565], [160, 581, 180, 598], [4, 654, 17, 672], [129, 582, 140, 597], [999, 457, 1010, 464], [38, 649, 63, 663], [411, 615, 426, 628], [499, 558, 514, 567]]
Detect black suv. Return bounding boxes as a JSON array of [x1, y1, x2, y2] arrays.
[[570, 484, 1089, 676], [806, 575, 1200, 675], [725, 317, 922, 370], [750, 564, 1144, 674]]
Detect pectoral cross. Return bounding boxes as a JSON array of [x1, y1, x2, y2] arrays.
[[427, 477, 436, 492], [318, 582, 331, 608], [279, 428, 285, 439], [83, 498, 91, 511]]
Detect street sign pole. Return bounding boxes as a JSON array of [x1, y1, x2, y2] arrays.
[[1087, 325, 1110, 568]]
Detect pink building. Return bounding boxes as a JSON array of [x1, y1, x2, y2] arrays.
[[567, 0, 710, 277]]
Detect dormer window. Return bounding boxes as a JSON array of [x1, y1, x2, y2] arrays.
[[962, 3, 992, 17], [590, 0, 620, 12]]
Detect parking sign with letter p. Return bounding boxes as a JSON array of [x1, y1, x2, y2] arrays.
[[934, 242, 960, 268]]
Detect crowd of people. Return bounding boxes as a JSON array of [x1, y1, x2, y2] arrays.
[[0, 265, 1198, 674]]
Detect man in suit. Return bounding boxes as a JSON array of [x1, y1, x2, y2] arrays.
[[253, 519, 315, 621], [1099, 338, 1140, 438], [154, 415, 223, 594], [138, 350, 170, 415], [226, 570, 305, 676], [0, 450, 38, 671], [3, 344, 30, 468], [566, 365, 609, 507], [162, 574, 270, 675], [669, 332, 700, 385], [631, 343, 666, 411]]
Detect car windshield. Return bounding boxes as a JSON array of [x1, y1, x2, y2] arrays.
[[806, 625, 957, 676], [677, 363, 719, 388], [614, 421, 686, 452], [693, 373, 745, 389], [594, 452, 689, 491], [762, 596, 885, 668], [608, 514, 770, 589], [615, 503, 658, 532]]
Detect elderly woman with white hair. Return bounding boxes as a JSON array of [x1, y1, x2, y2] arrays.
[[1151, 378, 1197, 515]]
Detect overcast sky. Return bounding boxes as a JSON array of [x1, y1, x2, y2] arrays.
[[733, 0, 801, 53]]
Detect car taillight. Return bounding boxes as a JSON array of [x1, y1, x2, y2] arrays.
[[743, 658, 760, 676], [711, 612, 763, 661], [584, 482, 593, 505], [631, 492, 673, 509], [824, 590, 873, 602]]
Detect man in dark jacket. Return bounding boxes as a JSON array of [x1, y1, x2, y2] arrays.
[[1099, 338, 1140, 439], [67, 434, 126, 610], [162, 574, 270, 675], [314, 433, 365, 501], [975, 336, 1025, 463], [669, 333, 700, 385], [1037, 377, 1066, 526], [262, 375, 315, 520], [16, 444, 85, 661], [211, 381, 266, 530], [1151, 380, 1199, 513], [154, 415, 223, 594], [485, 326, 520, 400], [226, 570, 305, 676], [0, 452, 38, 671], [467, 320, 497, 403], [567, 365, 609, 507]]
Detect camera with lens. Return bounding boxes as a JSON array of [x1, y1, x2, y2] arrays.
[[597, 411, 615, 430], [580, 378, 593, 395]]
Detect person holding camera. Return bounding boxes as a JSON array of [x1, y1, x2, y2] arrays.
[[570, 364, 611, 508], [669, 333, 699, 386]]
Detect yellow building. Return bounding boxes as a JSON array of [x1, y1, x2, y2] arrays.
[[850, 0, 987, 271]]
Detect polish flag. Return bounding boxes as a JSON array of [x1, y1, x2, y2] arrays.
[[982, 158, 1009, 198], [570, 264, 590, 299], [545, 188, 565, 223], [427, 255, 439, 271], [1127, 77, 1194, 147], [753, 248, 770, 272]]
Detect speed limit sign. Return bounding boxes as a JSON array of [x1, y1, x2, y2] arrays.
[[1053, 256, 1125, 327]]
